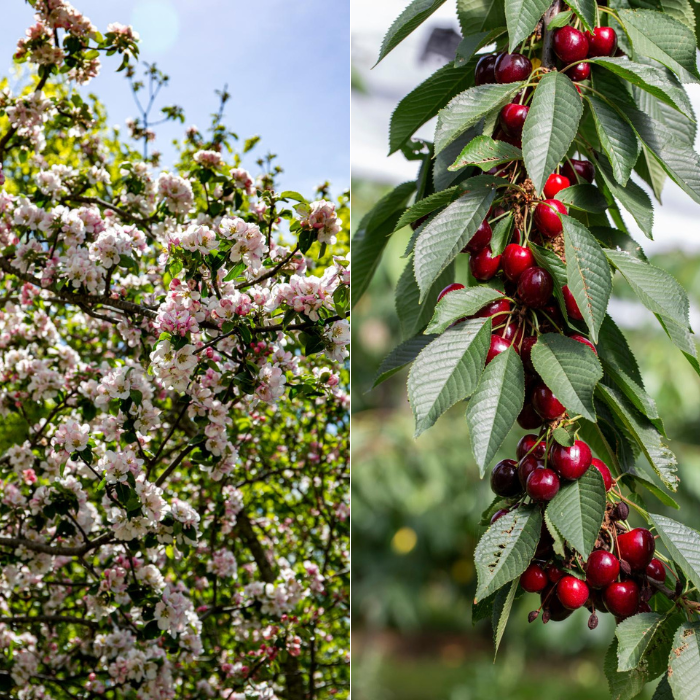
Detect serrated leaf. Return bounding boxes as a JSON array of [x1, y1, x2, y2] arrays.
[[489, 213, 513, 256], [622, 473, 679, 509], [492, 579, 518, 658], [650, 514, 700, 591], [563, 216, 612, 343], [376, 0, 449, 65], [598, 314, 647, 387], [605, 638, 648, 700], [616, 613, 666, 671], [656, 315, 700, 378], [474, 505, 542, 601], [435, 82, 524, 153], [593, 226, 648, 262], [457, 0, 506, 36], [547, 10, 573, 29], [604, 360, 660, 423], [434, 127, 482, 191], [567, 0, 596, 31], [553, 427, 574, 447], [546, 466, 606, 558], [408, 319, 491, 436], [455, 28, 505, 67], [472, 589, 497, 625], [449, 135, 522, 172], [425, 286, 504, 334], [652, 675, 673, 700], [504, 0, 550, 51], [544, 509, 566, 557], [555, 184, 609, 213], [466, 346, 525, 475], [522, 72, 583, 193], [668, 622, 700, 700], [395, 186, 462, 231], [373, 335, 436, 388]]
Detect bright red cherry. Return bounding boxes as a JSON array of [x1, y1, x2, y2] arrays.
[[563, 285, 583, 320], [604, 580, 640, 619], [586, 550, 620, 588], [475, 297, 511, 321], [502, 244, 535, 282], [518, 267, 553, 308], [571, 334, 597, 354], [494, 53, 532, 84], [518, 454, 544, 488], [534, 199, 567, 238], [470, 247, 501, 281], [591, 458, 613, 491], [557, 575, 590, 610], [586, 27, 618, 58], [547, 566, 565, 584], [499, 103, 529, 137], [566, 62, 591, 82], [516, 434, 547, 461], [490, 458, 522, 497], [532, 383, 566, 421], [617, 528, 656, 571], [486, 334, 512, 364], [490, 507, 510, 524], [517, 403, 543, 430], [437, 283, 465, 302], [544, 173, 570, 199], [553, 26, 590, 63], [549, 440, 592, 480], [463, 219, 492, 254], [526, 467, 560, 501], [646, 558, 666, 584], [521, 563, 548, 593], [562, 158, 595, 184], [475, 53, 499, 86]]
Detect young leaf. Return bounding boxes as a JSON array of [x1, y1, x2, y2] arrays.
[[555, 184, 609, 213], [667, 622, 700, 700], [547, 10, 573, 29], [449, 135, 522, 172], [650, 514, 700, 591], [616, 612, 666, 672], [466, 346, 525, 475], [492, 579, 518, 658], [504, 0, 551, 51], [408, 319, 491, 436], [373, 334, 437, 388], [425, 286, 504, 334]]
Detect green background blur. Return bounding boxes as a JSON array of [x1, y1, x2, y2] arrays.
[[351, 179, 700, 700]]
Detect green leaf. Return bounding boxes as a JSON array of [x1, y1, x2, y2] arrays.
[[656, 315, 700, 378], [650, 514, 700, 591], [425, 286, 504, 334], [605, 638, 648, 700], [492, 579, 518, 658], [489, 213, 513, 256], [372, 335, 437, 388], [622, 472, 679, 510], [474, 504, 542, 602], [413, 185, 496, 300], [449, 135, 522, 172], [566, 0, 596, 31], [547, 10, 573, 29], [598, 313, 645, 385], [616, 612, 666, 671], [457, 0, 506, 35], [546, 465, 606, 559], [604, 360, 660, 423], [455, 28, 505, 67], [562, 216, 612, 343], [544, 509, 567, 557], [555, 184, 609, 213], [593, 226, 648, 262], [472, 590, 497, 625], [434, 127, 482, 191], [435, 82, 524, 154], [522, 72, 583, 193], [466, 347, 525, 476], [553, 426, 575, 447], [504, 0, 551, 51], [652, 675, 673, 700], [376, 0, 449, 65], [408, 319, 491, 436], [395, 186, 462, 231], [668, 622, 700, 700]]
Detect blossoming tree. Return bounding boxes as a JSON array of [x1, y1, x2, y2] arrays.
[[0, 2, 349, 698]]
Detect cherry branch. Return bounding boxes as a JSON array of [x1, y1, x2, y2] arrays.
[[0, 532, 113, 556], [0, 615, 99, 629]]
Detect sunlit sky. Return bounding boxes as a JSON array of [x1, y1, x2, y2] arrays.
[[1, 0, 350, 196]]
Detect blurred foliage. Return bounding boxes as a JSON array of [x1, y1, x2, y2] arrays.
[[351, 178, 700, 700]]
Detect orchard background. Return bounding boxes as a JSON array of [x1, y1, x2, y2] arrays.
[[0, 1, 349, 698], [352, 1, 700, 699]]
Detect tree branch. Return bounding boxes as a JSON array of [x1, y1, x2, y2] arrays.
[[0, 615, 99, 629], [0, 532, 113, 557], [542, 1, 565, 69]]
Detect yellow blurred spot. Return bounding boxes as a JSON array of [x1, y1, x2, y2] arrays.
[[576, 660, 597, 687], [531, 57, 542, 70], [451, 558, 474, 584], [392, 527, 417, 554], [441, 643, 465, 667]]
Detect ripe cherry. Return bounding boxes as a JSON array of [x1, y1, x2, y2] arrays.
[[532, 383, 566, 421], [536, 526, 555, 559], [544, 173, 570, 199], [571, 334, 597, 354], [591, 458, 613, 491], [499, 103, 529, 137], [563, 285, 583, 320], [490, 458, 522, 497], [542, 588, 574, 621], [516, 434, 547, 461], [494, 53, 532, 83], [475, 53, 499, 86], [526, 467, 560, 502], [470, 247, 501, 281], [463, 219, 492, 253], [518, 454, 544, 488], [557, 575, 590, 610], [604, 580, 640, 619], [553, 26, 590, 63], [437, 283, 465, 302], [518, 267, 553, 308], [475, 297, 511, 321], [566, 62, 591, 82], [617, 528, 656, 571], [518, 402, 543, 429], [519, 335, 537, 372], [546, 566, 565, 584], [586, 27, 618, 58], [549, 440, 592, 480], [521, 563, 548, 593], [586, 550, 620, 588], [646, 558, 666, 584], [491, 507, 511, 524], [638, 601, 652, 614], [502, 244, 535, 282], [486, 334, 512, 364], [534, 199, 568, 238], [589, 587, 609, 613], [562, 158, 595, 184], [495, 321, 524, 346], [494, 127, 521, 149]]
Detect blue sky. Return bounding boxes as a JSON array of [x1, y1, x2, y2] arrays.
[[1, 0, 350, 196]]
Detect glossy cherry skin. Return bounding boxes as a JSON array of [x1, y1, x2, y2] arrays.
[[542, 587, 574, 621], [544, 173, 570, 199], [535, 199, 568, 238], [532, 383, 566, 421], [463, 219, 492, 253], [490, 458, 522, 497], [547, 566, 565, 584], [518, 267, 553, 308], [519, 335, 537, 372], [470, 247, 501, 281], [557, 575, 590, 610], [566, 62, 591, 82], [490, 507, 511, 524], [502, 244, 535, 282], [553, 26, 590, 63], [437, 283, 465, 302], [571, 334, 597, 354], [517, 403, 543, 429], [617, 528, 656, 571], [646, 558, 666, 584], [516, 434, 547, 461], [549, 440, 592, 480], [563, 158, 595, 184], [475, 297, 511, 321], [586, 550, 621, 588], [521, 563, 548, 593], [526, 467, 560, 502], [494, 53, 532, 83], [563, 285, 583, 320], [495, 321, 524, 346], [518, 454, 544, 488], [591, 458, 613, 492], [604, 580, 640, 619], [586, 27, 618, 58], [499, 103, 529, 137], [475, 53, 499, 85], [486, 334, 512, 364]]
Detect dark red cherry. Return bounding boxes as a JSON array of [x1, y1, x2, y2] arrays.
[[638, 601, 652, 614], [549, 440, 592, 480], [490, 458, 522, 497], [617, 528, 656, 571], [571, 334, 597, 354], [547, 566, 565, 584], [536, 525, 554, 559], [516, 434, 547, 461], [517, 402, 543, 430], [646, 558, 666, 585], [491, 507, 511, 524], [495, 321, 524, 346], [518, 267, 553, 308], [463, 219, 492, 254], [588, 586, 609, 613], [563, 285, 583, 320], [502, 244, 535, 282], [591, 458, 613, 492], [521, 563, 548, 593], [566, 62, 591, 82], [557, 575, 590, 610], [586, 550, 621, 588], [475, 53, 499, 86], [437, 283, 465, 302], [518, 454, 544, 488], [519, 335, 537, 372], [534, 199, 568, 238], [493, 127, 522, 149], [526, 467, 560, 501], [604, 580, 640, 619], [586, 27, 618, 58], [542, 588, 574, 621], [562, 158, 595, 184], [470, 247, 501, 281], [494, 53, 532, 84], [532, 383, 566, 421], [486, 334, 512, 364], [499, 103, 529, 137], [544, 173, 570, 199], [475, 297, 511, 321], [553, 26, 590, 63]]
